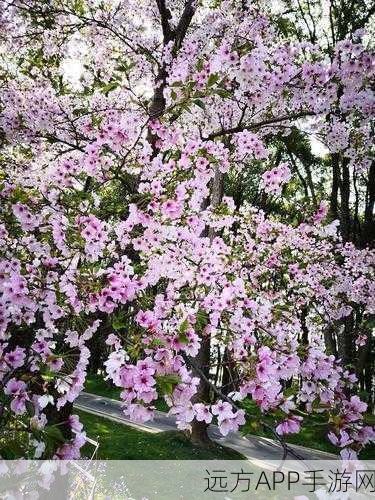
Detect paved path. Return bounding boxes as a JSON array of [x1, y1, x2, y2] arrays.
[[75, 392, 336, 463]]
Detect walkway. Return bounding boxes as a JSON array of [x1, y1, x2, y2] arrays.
[[75, 392, 336, 463]]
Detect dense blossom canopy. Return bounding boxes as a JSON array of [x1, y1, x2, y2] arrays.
[[0, 0, 374, 459]]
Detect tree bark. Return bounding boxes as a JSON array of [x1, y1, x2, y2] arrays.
[[361, 159, 375, 248], [190, 168, 224, 445], [147, 1, 195, 155], [189, 336, 212, 446], [337, 313, 355, 368], [364, 339, 374, 412], [221, 347, 238, 396], [324, 325, 338, 357], [329, 153, 340, 220], [339, 157, 351, 242]]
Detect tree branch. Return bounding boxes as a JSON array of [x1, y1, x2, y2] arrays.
[[174, 0, 196, 51], [156, 0, 174, 42], [204, 111, 316, 141], [181, 352, 306, 462]]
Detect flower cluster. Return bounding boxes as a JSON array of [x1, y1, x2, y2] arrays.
[[0, 0, 373, 461], [260, 163, 291, 195]]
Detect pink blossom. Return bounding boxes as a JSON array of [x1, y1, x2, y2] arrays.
[[193, 403, 212, 424], [161, 199, 183, 219], [328, 430, 353, 447], [4, 347, 25, 369], [4, 378, 28, 415], [211, 401, 233, 420], [68, 414, 83, 433], [136, 310, 157, 330], [261, 163, 291, 195], [126, 404, 154, 423], [313, 201, 329, 224], [276, 416, 303, 435], [133, 371, 155, 392]]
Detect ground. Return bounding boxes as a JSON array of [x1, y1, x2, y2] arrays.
[[78, 409, 245, 460], [84, 373, 375, 459]]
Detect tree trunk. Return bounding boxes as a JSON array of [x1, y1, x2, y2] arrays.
[[329, 153, 340, 220], [324, 325, 338, 356], [339, 157, 351, 242], [364, 343, 374, 413], [337, 313, 355, 368], [361, 159, 375, 248], [190, 335, 211, 446], [356, 321, 374, 413], [221, 347, 238, 396], [190, 168, 224, 445]]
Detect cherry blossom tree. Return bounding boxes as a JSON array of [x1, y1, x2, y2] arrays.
[[0, 0, 374, 459]]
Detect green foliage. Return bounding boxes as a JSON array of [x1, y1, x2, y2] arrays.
[[193, 98, 206, 110], [239, 399, 374, 458], [196, 309, 209, 333], [78, 409, 245, 459], [275, 16, 299, 38], [178, 319, 190, 344], [0, 436, 27, 459], [112, 311, 128, 331], [207, 73, 220, 87], [155, 374, 181, 395], [85, 374, 122, 400], [70, 0, 86, 16], [100, 81, 120, 95], [42, 425, 65, 457], [131, 192, 153, 210]]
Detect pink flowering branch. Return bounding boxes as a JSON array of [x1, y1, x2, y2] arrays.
[[204, 111, 316, 141]]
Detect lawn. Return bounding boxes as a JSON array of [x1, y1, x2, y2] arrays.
[[240, 400, 374, 459], [84, 374, 374, 459], [85, 373, 122, 400], [77, 409, 245, 460]]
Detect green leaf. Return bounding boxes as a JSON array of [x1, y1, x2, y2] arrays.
[[207, 73, 219, 87], [194, 99, 206, 110], [156, 374, 181, 395], [178, 319, 189, 344], [25, 400, 35, 417], [112, 312, 127, 331], [215, 89, 231, 98], [72, 107, 87, 116], [116, 61, 136, 73], [178, 332, 189, 344], [240, 419, 260, 436], [72, 0, 86, 16], [101, 81, 119, 94], [42, 425, 65, 458], [44, 425, 65, 444], [41, 372, 55, 382], [0, 438, 26, 459], [179, 319, 189, 334], [275, 17, 297, 37], [149, 338, 164, 348], [196, 309, 209, 332]]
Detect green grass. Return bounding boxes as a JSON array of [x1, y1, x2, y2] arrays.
[[240, 400, 337, 455], [85, 373, 122, 400], [77, 409, 245, 460], [241, 400, 375, 459], [84, 374, 374, 459]]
